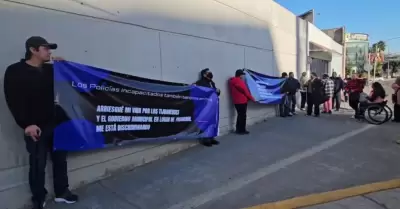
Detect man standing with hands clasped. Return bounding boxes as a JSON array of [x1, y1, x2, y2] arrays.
[[4, 36, 78, 209]]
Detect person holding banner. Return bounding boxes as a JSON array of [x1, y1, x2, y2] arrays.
[[3, 36, 78, 209], [229, 69, 255, 134], [194, 68, 221, 146], [279, 72, 291, 117]]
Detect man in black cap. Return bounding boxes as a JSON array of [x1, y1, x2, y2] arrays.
[[4, 36, 78, 209]]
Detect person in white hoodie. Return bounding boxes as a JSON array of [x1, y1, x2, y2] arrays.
[[299, 72, 308, 111]]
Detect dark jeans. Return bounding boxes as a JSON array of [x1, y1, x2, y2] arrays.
[[25, 127, 69, 204], [332, 92, 341, 110], [300, 92, 307, 109], [394, 104, 400, 122], [349, 92, 360, 117], [344, 91, 349, 102], [235, 103, 247, 132], [279, 94, 290, 116], [288, 94, 296, 113], [306, 93, 320, 116]]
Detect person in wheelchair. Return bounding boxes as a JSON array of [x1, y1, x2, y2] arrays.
[[357, 82, 386, 119]]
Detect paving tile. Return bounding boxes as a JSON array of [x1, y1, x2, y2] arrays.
[[366, 188, 400, 209], [46, 183, 138, 209]]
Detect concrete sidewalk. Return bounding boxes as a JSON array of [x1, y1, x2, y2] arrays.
[[44, 110, 400, 209], [305, 188, 400, 209]]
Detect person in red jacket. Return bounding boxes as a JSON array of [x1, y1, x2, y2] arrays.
[[229, 69, 255, 134], [344, 73, 366, 118]]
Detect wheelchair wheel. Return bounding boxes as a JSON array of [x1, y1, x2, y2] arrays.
[[384, 105, 393, 121], [365, 105, 389, 125], [372, 105, 392, 122]]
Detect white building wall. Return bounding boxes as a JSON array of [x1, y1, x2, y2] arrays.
[[308, 22, 343, 55], [331, 56, 344, 77], [0, 1, 315, 208], [308, 22, 343, 77]]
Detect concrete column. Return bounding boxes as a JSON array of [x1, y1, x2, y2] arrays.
[[306, 22, 311, 77]]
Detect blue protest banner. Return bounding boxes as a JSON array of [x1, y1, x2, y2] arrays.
[[244, 69, 286, 104], [53, 61, 219, 151]]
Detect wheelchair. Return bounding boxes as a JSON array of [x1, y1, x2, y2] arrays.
[[360, 101, 392, 125]]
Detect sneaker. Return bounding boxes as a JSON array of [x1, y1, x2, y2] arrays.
[[54, 190, 78, 204], [200, 141, 212, 147], [200, 138, 212, 147], [235, 131, 250, 135], [288, 113, 293, 116], [291, 112, 297, 115], [32, 201, 46, 209], [210, 139, 220, 145]]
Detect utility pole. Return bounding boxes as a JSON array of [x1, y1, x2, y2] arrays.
[[373, 44, 378, 81], [367, 53, 371, 84], [387, 45, 390, 78]]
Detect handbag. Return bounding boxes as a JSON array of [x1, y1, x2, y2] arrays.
[[392, 89, 399, 104]]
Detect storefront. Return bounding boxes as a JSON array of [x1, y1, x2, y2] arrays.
[[345, 33, 369, 74]]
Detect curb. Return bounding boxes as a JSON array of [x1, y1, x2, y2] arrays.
[[245, 179, 400, 209]]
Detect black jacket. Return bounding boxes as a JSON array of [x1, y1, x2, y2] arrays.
[[282, 78, 300, 95], [4, 60, 55, 129], [311, 78, 325, 104], [331, 77, 344, 93], [195, 78, 220, 96]]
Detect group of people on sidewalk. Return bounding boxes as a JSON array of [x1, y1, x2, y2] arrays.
[[279, 72, 400, 122], [281, 69, 400, 125], [279, 71, 345, 117]]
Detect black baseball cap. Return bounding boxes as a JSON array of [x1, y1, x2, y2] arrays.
[[25, 36, 58, 50], [235, 69, 245, 77]]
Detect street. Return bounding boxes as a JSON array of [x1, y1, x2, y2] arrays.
[[45, 106, 400, 209]]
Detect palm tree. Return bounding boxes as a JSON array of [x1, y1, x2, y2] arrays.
[[371, 41, 386, 52], [377, 41, 386, 52]]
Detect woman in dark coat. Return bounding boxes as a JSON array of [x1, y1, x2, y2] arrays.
[[194, 68, 220, 147], [305, 72, 325, 117]]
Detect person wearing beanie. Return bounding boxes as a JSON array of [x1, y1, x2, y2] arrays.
[[194, 68, 220, 147], [228, 69, 255, 134]]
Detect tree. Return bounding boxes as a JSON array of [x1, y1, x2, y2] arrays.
[[371, 41, 386, 52]]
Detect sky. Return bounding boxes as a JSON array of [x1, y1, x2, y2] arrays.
[[274, 0, 400, 53]]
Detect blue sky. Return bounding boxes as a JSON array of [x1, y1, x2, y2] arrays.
[[275, 0, 400, 53]]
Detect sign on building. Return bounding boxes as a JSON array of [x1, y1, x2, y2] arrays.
[[345, 33, 369, 42]]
